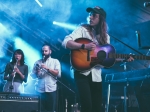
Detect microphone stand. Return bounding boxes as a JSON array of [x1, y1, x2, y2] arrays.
[[109, 34, 144, 55], [59, 54, 78, 112], [9, 74, 15, 92], [41, 55, 75, 94], [36, 63, 75, 112], [9, 59, 18, 92], [36, 64, 75, 94]]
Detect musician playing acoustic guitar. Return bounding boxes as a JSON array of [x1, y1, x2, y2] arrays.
[[62, 6, 134, 112]]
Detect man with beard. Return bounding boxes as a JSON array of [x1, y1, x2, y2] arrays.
[[30, 44, 61, 112]]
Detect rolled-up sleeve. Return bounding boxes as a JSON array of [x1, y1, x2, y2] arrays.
[[55, 59, 61, 78], [107, 34, 110, 44], [62, 26, 84, 48]]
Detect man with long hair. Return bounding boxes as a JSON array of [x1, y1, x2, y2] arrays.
[[3, 49, 28, 93], [62, 6, 133, 112], [62, 6, 109, 112]]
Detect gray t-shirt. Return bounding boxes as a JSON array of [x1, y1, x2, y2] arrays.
[[4, 62, 28, 83]]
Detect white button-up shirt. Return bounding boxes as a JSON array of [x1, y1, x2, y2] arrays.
[[30, 57, 61, 92], [62, 26, 110, 82]]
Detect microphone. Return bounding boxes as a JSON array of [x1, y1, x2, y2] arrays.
[[16, 58, 18, 62], [144, 2, 150, 7], [36, 64, 40, 68], [13, 58, 18, 78], [42, 55, 45, 63]]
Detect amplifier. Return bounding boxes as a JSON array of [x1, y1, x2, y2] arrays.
[[0, 92, 40, 112]]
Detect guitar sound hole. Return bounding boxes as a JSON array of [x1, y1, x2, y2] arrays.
[[97, 50, 106, 61]]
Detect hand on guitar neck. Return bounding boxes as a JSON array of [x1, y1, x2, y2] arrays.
[[116, 53, 134, 62], [126, 54, 134, 62]]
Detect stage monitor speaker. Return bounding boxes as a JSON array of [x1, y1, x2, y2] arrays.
[[0, 92, 40, 112]]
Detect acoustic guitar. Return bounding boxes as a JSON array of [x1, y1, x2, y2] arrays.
[[70, 38, 150, 71]]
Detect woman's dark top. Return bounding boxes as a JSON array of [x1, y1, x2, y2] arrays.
[[4, 62, 28, 83]]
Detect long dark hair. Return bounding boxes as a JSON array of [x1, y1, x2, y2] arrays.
[[96, 14, 108, 45], [82, 11, 108, 45], [11, 49, 25, 65]]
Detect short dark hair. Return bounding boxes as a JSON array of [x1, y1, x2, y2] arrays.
[[41, 44, 51, 55], [42, 44, 51, 50]]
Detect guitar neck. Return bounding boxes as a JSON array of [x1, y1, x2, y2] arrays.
[[109, 53, 150, 60]]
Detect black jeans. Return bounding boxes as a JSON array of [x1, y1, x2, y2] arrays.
[[38, 91, 57, 112], [74, 71, 103, 112]]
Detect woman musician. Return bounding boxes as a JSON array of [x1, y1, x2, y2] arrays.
[[3, 49, 28, 93]]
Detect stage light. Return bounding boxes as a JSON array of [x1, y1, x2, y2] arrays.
[[14, 37, 41, 69], [35, 0, 42, 7], [0, 40, 5, 58], [0, 23, 12, 58], [53, 21, 56, 24], [0, 23, 6, 34], [0, 23, 11, 35], [53, 21, 77, 30]]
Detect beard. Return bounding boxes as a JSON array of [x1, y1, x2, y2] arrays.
[[42, 54, 50, 62]]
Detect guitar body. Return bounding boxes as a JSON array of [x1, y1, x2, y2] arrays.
[[71, 38, 116, 71]]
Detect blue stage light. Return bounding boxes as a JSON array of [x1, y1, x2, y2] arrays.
[[53, 21, 77, 30]]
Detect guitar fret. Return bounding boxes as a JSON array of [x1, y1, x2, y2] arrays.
[[147, 56, 150, 60], [110, 53, 150, 60], [134, 55, 136, 59], [118, 54, 120, 58], [121, 54, 123, 58], [133, 55, 149, 60], [139, 56, 141, 59], [115, 54, 118, 58], [138, 55, 142, 60], [121, 54, 122, 58]]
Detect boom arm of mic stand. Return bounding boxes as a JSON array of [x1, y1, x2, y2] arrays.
[[36, 65, 75, 94], [109, 34, 144, 55]]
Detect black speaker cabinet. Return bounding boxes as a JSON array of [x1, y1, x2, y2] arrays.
[[0, 92, 40, 112]]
